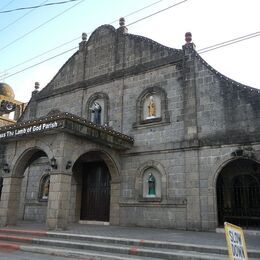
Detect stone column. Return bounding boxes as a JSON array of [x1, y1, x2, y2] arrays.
[[46, 173, 72, 230], [0, 176, 23, 226], [110, 182, 120, 225]]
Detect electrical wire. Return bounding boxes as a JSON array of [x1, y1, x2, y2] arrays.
[[0, 0, 16, 12], [0, 0, 85, 53], [0, 0, 49, 33], [197, 31, 260, 54], [7, 0, 258, 82], [0, 0, 81, 14], [0, 37, 80, 75], [127, 0, 188, 26], [109, 0, 164, 25], [3, 27, 260, 82], [0, 0, 167, 76], [3, 47, 78, 80]]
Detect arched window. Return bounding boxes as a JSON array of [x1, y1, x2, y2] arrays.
[[134, 86, 169, 128], [86, 92, 109, 125], [38, 174, 50, 201]]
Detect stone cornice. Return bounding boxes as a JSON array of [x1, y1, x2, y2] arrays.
[[0, 112, 134, 150]]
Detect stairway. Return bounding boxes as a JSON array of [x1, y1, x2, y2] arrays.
[[0, 228, 259, 259]]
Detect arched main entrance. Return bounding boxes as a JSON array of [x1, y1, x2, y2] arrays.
[[72, 151, 117, 223], [216, 159, 260, 228], [81, 161, 111, 221]]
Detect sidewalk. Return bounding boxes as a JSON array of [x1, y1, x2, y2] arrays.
[[4, 221, 260, 251]]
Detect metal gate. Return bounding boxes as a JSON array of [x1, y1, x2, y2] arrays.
[[217, 174, 260, 228], [80, 162, 111, 221]]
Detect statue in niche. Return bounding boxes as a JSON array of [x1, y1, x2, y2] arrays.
[[42, 177, 50, 199], [90, 101, 102, 124], [147, 96, 156, 118], [148, 173, 156, 196]]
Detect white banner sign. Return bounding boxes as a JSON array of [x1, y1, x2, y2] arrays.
[[0, 121, 58, 139]]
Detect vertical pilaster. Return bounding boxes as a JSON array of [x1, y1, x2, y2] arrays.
[[182, 33, 201, 230], [0, 176, 22, 226], [110, 182, 120, 225], [47, 173, 72, 230]]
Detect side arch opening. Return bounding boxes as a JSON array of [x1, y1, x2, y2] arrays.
[[216, 158, 260, 228]]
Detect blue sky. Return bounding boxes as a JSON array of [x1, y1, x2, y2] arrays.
[[1, 0, 260, 102]]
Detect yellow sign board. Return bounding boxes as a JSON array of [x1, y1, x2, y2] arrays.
[[224, 222, 248, 260]]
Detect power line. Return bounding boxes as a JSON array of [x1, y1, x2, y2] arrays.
[[3, 27, 260, 81], [0, 0, 81, 14], [197, 31, 260, 54], [0, 0, 85, 53], [0, 0, 167, 76], [0, 37, 80, 74], [0, 0, 49, 33], [109, 0, 164, 24], [0, 0, 16, 12], [3, 47, 78, 80], [1, 0, 186, 79], [127, 0, 188, 27]]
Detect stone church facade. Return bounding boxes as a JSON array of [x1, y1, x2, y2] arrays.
[[0, 20, 259, 231]]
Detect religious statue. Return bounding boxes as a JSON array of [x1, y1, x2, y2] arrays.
[[42, 177, 50, 199], [147, 96, 156, 118], [90, 101, 102, 124], [148, 173, 156, 196]]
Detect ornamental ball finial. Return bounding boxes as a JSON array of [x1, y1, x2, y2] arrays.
[[82, 32, 87, 41], [35, 82, 40, 90], [185, 32, 192, 44], [119, 17, 125, 27]]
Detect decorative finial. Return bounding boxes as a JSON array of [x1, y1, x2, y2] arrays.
[[32, 82, 40, 96], [119, 17, 125, 27], [117, 17, 128, 34], [82, 32, 87, 41], [35, 82, 40, 90], [185, 32, 192, 44]]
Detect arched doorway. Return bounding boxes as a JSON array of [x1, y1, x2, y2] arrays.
[[14, 149, 51, 223], [216, 159, 260, 228], [72, 151, 114, 223]]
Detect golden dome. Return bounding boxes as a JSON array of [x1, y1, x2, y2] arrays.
[[0, 82, 15, 99]]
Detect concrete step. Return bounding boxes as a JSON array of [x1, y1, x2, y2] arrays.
[[0, 232, 227, 260], [0, 240, 158, 260], [0, 228, 259, 259], [0, 239, 227, 260], [0, 228, 227, 255]]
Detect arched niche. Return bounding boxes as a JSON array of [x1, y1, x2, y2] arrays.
[[134, 86, 169, 128], [38, 173, 50, 201], [136, 160, 167, 202], [85, 92, 109, 125]]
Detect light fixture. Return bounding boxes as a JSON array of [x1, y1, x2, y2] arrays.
[[66, 161, 72, 170], [3, 163, 10, 173], [50, 157, 57, 169]]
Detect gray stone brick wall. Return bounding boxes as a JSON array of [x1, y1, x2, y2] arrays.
[[2, 24, 260, 231], [18, 157, 50, 223]]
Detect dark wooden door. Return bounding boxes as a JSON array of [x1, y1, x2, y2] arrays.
[[81, 162, 111, 221]]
